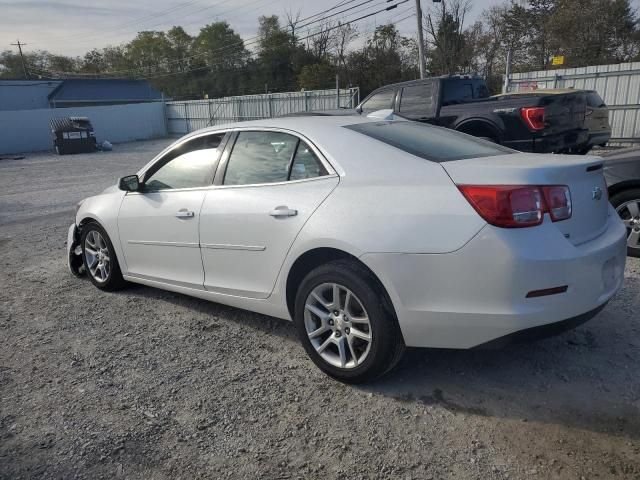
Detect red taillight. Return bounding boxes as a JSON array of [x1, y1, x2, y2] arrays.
[[520, 106, 545, 131], [458, 185, 572, 228], [541, 185, 572, 221]]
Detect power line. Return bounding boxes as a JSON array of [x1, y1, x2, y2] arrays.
[[138, 0, 409, 80], [28, 0, 205, 46], [31, 0, 270, 50], [27, 0, 382, 78], [27, 0, 409, 81]]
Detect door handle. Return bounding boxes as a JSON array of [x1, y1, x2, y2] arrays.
[[269, 206, 298, 218], [175, 209, 195, 218]]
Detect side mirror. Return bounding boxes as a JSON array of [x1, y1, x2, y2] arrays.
[[356, 106, 363, 114], [119, 174, 140, 192]]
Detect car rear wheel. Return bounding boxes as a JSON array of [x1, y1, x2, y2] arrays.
[[611, 189, 640, 257], [81, 222, 127, 290], [293, 259, 405, 383]]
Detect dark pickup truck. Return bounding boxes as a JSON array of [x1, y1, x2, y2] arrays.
[[356, 76, 588, 153]]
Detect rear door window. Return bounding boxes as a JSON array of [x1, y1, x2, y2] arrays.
[[224, 131, 298, 186], [289, 141, 328, 181], [442, 79, 489, 106], [398, 83, 434, 119]]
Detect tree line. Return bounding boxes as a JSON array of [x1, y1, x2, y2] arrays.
[[1, 0, 638, 99]]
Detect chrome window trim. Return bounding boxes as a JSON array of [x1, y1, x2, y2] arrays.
[[124, 173, 338, 195]]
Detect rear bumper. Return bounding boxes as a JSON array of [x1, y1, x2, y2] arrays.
[[472, 302, 607, 349], [503, 129, 589, 153], [361, 208, 627, 349], [586, 131, 611, 147]]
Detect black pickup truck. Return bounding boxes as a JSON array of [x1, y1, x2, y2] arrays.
[[356, 76, 588, 153]]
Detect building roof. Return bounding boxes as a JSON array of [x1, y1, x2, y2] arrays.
[[48, 79, 163, 104], [0, 80, 62, 111]]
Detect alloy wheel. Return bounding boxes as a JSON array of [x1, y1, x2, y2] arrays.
[[84, 230, 111, 283], [616, 199, 640, 250], [304, 283, 372, 369]]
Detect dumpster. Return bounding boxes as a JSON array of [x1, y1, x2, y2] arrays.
[[50, 117, 97, 155]]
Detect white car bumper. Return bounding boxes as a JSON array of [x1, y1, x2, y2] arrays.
[[362, 208, 628, 349]]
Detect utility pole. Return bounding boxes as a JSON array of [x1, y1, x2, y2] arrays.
[[336, 73, 340, 109], [503, 47, 513, 93], [10, 39, 29, 79], [415, 0, 427, 79]]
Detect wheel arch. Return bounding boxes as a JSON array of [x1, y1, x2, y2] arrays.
[[455, 119, 503, 142], [608, 180, 640, 200], [284, 247, 397, 323], [76, 213, 128, 274]]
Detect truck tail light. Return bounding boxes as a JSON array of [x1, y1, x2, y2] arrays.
[[520, 107, 545, 131], [458, 185, 572, 228]]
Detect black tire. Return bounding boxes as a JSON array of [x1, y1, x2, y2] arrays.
[[610, 188, 640, 258], [293, 259, 405, 384], [80, 221, 128, 290]]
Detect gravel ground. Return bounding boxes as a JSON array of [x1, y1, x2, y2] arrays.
[[1, 140, 639, 479]]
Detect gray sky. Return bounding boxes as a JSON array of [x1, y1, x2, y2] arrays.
[[0, 0, 508, 57]]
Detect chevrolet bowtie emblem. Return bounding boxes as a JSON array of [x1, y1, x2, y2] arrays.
[[592, 186, 603, 200]]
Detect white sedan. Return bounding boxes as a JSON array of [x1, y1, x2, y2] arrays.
[[68, 114, 627, 383]]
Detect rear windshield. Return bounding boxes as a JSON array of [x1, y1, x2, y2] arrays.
[[586, 92, 606, 108], [344, 121, 514, 162]]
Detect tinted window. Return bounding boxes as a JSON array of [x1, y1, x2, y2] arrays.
[[224, 131, 298, 185], [360, 90, 394, 113], [399, 83, 433, 118], [587, 92, 606, 108], [442, 79, 489, 106], [144, 133, 223, 190], [344, 121, 514, 162], [290, 141, 328, 181]]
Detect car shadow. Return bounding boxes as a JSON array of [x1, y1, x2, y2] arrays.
[[118, 276, 640, 440], [363, 276, 640, 439]]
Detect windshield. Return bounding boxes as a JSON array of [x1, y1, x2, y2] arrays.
[[344, 121, 514, 162]]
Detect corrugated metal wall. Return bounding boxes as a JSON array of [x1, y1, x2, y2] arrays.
[[0, 102, 167, 155], [505, 62, 640, 145], [166, 88, 360, 135]]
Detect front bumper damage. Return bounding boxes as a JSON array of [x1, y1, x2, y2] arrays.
[[67, 223, 84, 277]]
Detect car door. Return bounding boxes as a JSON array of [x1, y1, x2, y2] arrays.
[[118, 132, 227, 288], [199, 129, 339, 299]]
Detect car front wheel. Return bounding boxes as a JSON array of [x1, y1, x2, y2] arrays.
[[294, 260, 405, 383], [81, 222, 127, 290], [611, 188, 640, 257]]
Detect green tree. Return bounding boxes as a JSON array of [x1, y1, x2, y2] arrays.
[[126, 31, 172, 75], [298, 62, 335, 89]]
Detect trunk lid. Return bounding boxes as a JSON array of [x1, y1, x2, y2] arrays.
[[540, 93, 587, 135], [443, 153, 609, 245]]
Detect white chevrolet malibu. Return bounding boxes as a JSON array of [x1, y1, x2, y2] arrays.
[[68, 114, 627, 383]]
